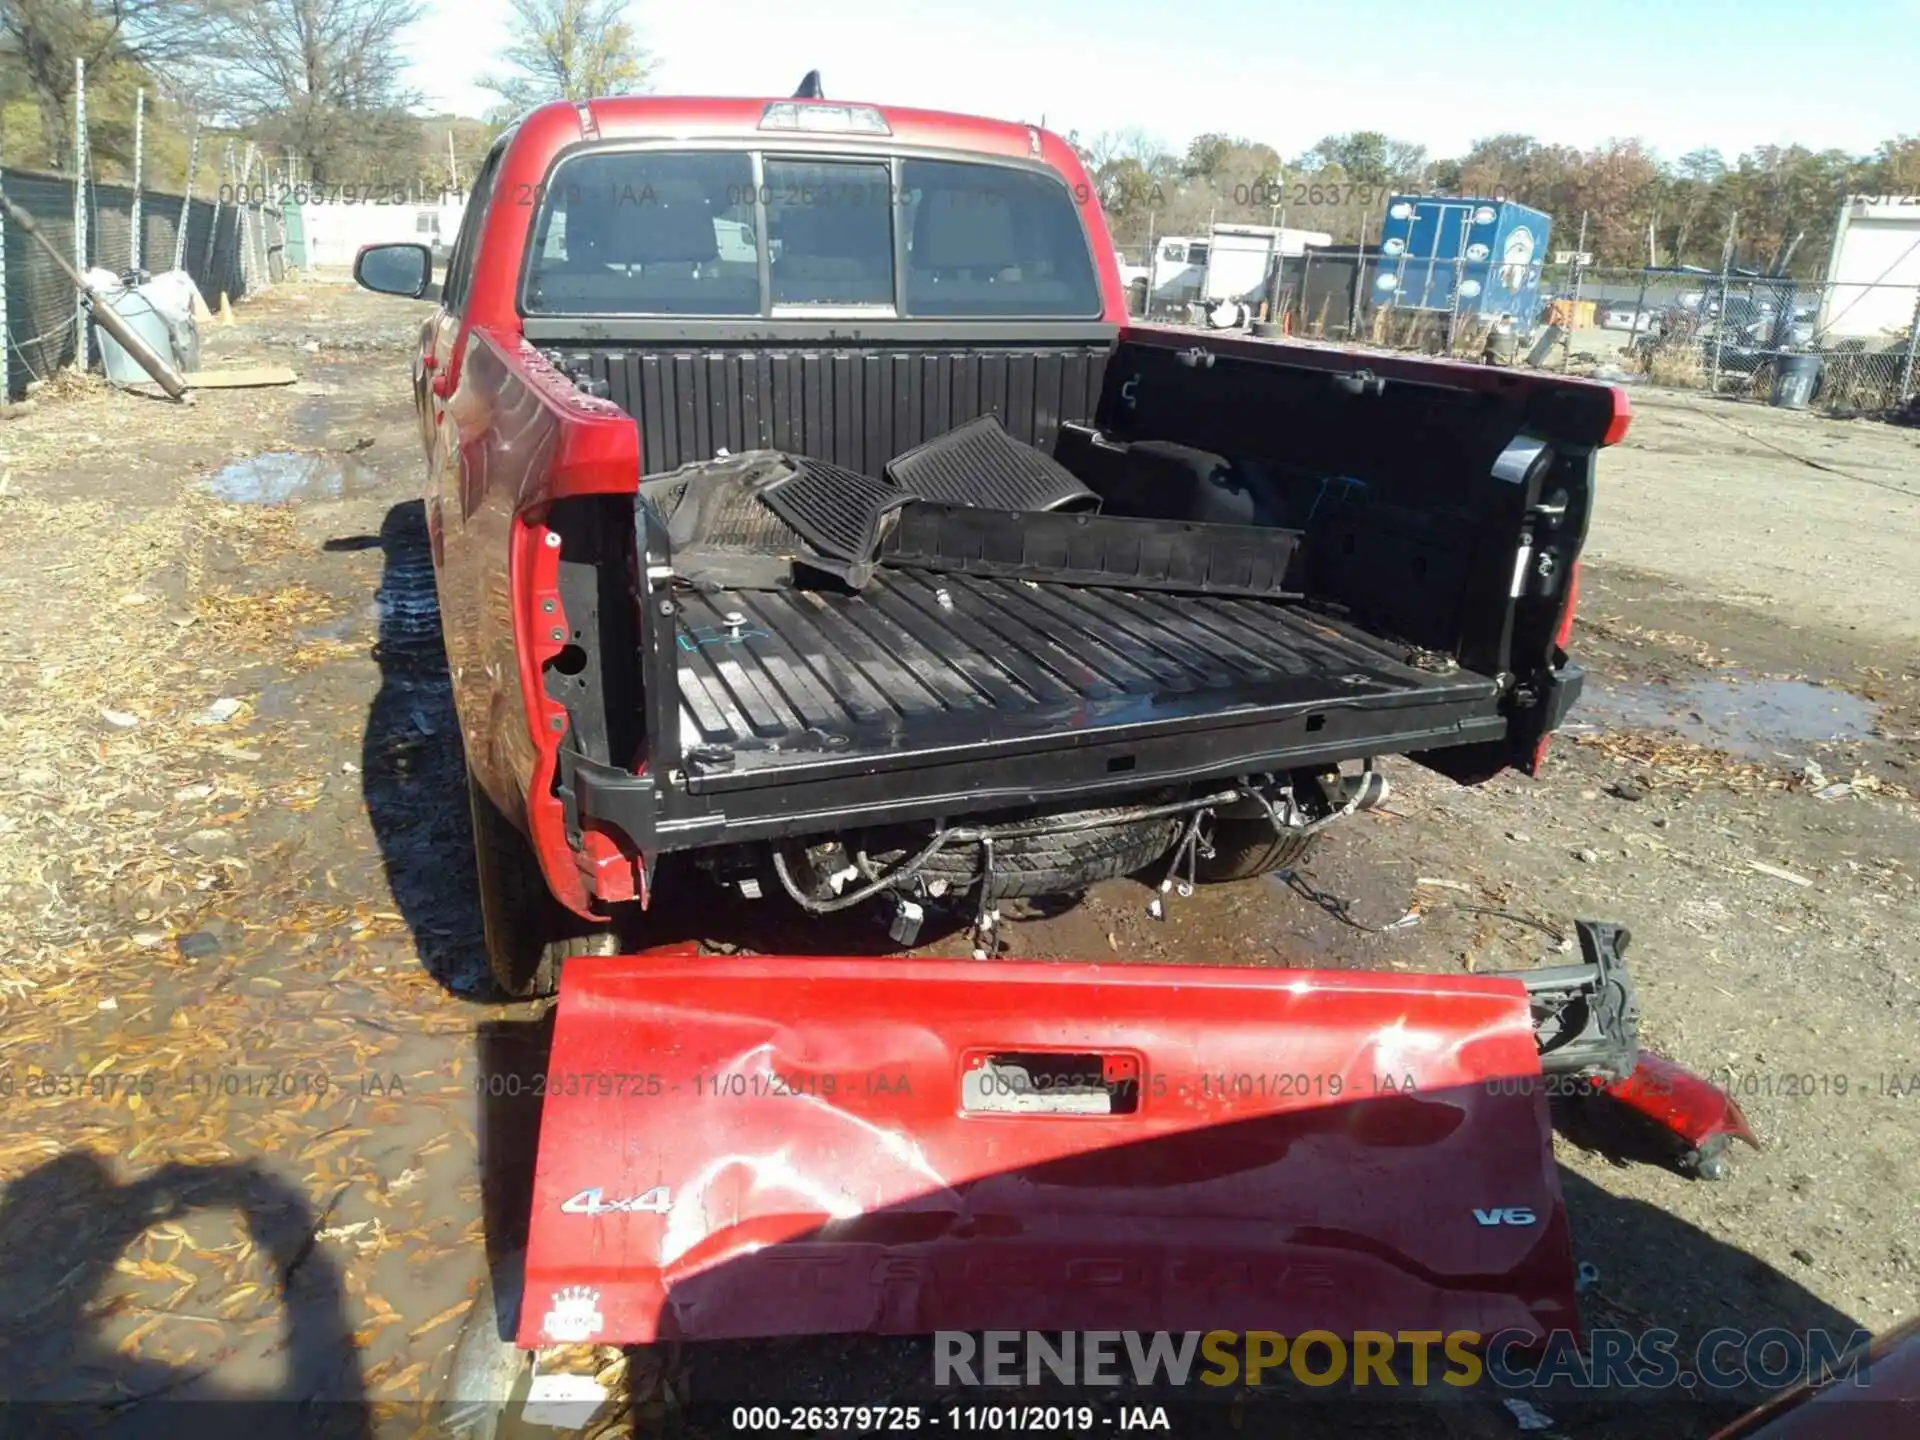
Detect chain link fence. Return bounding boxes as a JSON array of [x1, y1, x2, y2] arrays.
[[1, 63, 287, 401], [1, 168, 284, 399], [1135, 214, 1920, 420], [1538, 265, 1920, 414]]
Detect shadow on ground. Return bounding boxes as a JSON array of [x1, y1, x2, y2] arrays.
[[0, 1153, 369, 1436], [336, 501, 487, 995]]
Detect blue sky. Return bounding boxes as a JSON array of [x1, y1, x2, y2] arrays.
[[409, 0, 1918, 161]]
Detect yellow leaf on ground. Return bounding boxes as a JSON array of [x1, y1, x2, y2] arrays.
[[116, 1315, 164, 1354], [406, 1298, 470, 1339]]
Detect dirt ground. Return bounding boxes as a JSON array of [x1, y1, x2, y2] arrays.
[[0, 281, 1913, 1438]]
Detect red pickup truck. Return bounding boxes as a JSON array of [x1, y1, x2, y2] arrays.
[[352, 89, 1620, 999], [347, 88, 1792, 1378]]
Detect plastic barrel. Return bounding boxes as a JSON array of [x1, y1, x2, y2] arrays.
[[1771, 353, 1821, 410], [96, 288, 175, 387]]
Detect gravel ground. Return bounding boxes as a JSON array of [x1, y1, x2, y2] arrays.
[[0, 283, 1912, 1438]]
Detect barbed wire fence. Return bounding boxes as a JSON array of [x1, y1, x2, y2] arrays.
[[0, 62, 284, 402]]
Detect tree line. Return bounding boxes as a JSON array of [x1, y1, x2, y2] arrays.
[[1078, 129, 1920, 277], [0, 0, 644, 193], [3, 2, 1910, 281]]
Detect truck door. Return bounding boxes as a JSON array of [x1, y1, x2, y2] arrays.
[[421, 143, 505, 552]]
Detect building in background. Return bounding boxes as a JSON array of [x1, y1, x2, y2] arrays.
[[1818, 196, 1920, 342], [288, 198, 469, 270]]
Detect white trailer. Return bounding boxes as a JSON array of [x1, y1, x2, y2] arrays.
[[1146, 223, 1333, 324], [1818, 195, 1920, 343]]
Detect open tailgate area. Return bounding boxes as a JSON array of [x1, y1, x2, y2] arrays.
[[519, 954, 1577, 1346], [672, 570, 1502, 792], [540, 331, 1625, 862]]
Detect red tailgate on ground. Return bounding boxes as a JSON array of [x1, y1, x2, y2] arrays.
[[519, 955, 1578, 1346]]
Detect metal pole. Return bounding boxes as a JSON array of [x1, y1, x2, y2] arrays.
[[1563, 210, 1587, 372], [237, 143, 255, 294], [1351, 188, 1385, 339], [205, 142, 232, 283], [1633, 270, 1650, 343], [250, 145, 268, 288], [1447, 210, 1469, 352], [1899, 289, 1920, 405], [130, 89, 144, 273], [1709, 211, 1737, 396], [1392, 202, 1412, 315], [174, 118, 200, 272], [246, 142, 267, 289], [258, 157, 272, 286], [73, 58, 88, 371], [1, 125, 10, 403]]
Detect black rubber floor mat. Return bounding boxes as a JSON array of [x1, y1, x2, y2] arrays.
[[640, 453, 800, 553], [640, 452, 859, 591], [885, 415, 1099, 513], [760, 457, 914, 563]]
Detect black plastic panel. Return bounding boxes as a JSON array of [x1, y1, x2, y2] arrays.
[[553, 344, 1109, 477], [880, 502, 1304, 600]]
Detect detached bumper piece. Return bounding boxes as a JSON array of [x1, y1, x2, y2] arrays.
[[1522, 922, 1759, 1181]]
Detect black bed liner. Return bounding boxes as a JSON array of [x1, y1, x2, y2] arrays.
[[570, 561, 1511, 851], [669, 570, 1501, 792]]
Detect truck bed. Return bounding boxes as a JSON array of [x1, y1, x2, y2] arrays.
[[670, 569, 1502, 794]]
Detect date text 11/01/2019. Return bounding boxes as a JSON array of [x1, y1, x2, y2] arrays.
[[729, 1405, 1171, 1432]]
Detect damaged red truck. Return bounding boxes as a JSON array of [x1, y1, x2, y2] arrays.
[[354, 90, 1753, 1353]]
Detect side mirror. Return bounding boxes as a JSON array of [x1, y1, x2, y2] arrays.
[[354, 242, 433, 299]]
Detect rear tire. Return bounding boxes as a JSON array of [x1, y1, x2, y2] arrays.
[[1195, 819, 1316, 882], [468, 771, 614, 999]]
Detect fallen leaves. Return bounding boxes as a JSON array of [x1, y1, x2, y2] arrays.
[[406, 1298, 471, 1340], [1573, 729, 1784, 793]]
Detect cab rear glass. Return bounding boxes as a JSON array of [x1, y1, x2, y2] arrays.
[[520, 149, 1103, 320]]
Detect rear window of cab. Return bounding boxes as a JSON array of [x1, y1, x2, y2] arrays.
[[520, 149, 1103, 319]]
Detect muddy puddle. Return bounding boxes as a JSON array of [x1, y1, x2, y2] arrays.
[[204, 450, 375, 504], [1575, 674, 1879, 758]]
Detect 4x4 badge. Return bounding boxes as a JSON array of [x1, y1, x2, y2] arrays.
[[562, 1186, 673, 1215]]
